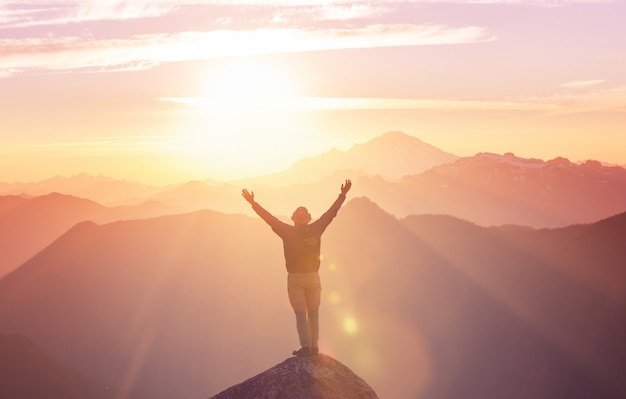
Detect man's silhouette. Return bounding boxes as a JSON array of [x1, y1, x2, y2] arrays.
[[242, 180, 351, 356]]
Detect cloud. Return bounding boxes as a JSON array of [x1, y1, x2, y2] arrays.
[[1, 135, 183, 154], [316, 4, 390, 20], [559, 80, 606, 89], [2, 0, 605, 30], [161, 84, 626, 113], [395, 0, 614, 4], [544, 84, 626, 115], [160, 96, 561, 112], [0, 1, 179, 29], [0, 68, 20, 78], [0, 24, 492, 75]]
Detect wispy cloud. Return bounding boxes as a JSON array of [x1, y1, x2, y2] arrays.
[[0, 68, 19, 78], [394, 0, 615, 4], [160, 95, 561, 112], [559, 80, 606, 89], [0, 135, 183, 154], [543, 84, 626, 115], [0, 1, 179, 29], [0, 24, 492, 75], [161, 83, 626, 113], [315, 4, 390, 20], [2, 0, 605, 30]]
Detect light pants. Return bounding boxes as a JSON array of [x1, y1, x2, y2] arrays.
[[287, 272, 321, 348]]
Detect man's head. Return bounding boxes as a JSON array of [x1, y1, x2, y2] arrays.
[[291, 206, 312, 225]]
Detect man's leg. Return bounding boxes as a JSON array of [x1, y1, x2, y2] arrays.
[[307, 308, 319, 351], [288, 274, 312, 353], [294, 310, 311, 348], [304, 273, 321, 353]]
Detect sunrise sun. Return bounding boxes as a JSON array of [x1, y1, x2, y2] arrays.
[[203, 59, 296, 114], [178, 59, 312, 179]]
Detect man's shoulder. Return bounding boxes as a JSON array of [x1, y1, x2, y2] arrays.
[[308, 219, 329, 232]]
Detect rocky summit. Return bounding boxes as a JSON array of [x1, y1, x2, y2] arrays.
[[209, 354, 378, 399]]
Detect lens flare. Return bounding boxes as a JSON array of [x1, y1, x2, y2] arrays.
[[343, 316, 359, 335], [328, 291, 341, 304]]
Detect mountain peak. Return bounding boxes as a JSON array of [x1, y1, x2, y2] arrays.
[[236, 131, 458, 187], [372, 130, 424, 143], [349, 131, 433, 155], [209, 354, 378, 399]]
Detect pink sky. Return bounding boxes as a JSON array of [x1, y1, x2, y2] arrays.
[[1, 0, 625, 184]]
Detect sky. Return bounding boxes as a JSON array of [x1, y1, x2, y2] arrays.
[[1, 0, 625, 185]]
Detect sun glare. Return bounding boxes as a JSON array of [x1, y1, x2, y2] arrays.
[[202, 59, 296, 115], [178, 59, 311, 179]]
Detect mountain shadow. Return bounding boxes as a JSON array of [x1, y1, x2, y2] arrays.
[[0, 199, 624, 398], [0, 334, 147, 399], [325, 198, 625, 399]]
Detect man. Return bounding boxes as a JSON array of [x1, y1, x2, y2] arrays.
[[241, 180, 351, 356]]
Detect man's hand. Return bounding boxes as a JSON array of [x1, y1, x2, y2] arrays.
[[241, 189, 255, 205], [341, 179, 352, 196]]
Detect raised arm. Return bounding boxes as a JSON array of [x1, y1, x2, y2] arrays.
[[241, 188, 255, 205], [315, 179, 351, 230], [241, 188, 287, 234], [341, 179, 352, 196]]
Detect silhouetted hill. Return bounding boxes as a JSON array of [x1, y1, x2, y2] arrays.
[[0, 194, 28, 215], [327, 198, 625, 398], [399, 210, 626, 398], [148, 180, 242, 214], [0, 334, 146, 399], [0, 193, 183, 276], [496, 211, 626, 303], [0, 210, 291, 398], [210, 354, 378, 399], [0, 173, 162, 205], [150, 174, 364, 219], [0, 198, 624, 398], [236, 131, 459, 187], [0, 193, 106, 276]]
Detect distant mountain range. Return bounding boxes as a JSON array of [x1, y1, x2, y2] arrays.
[[358, 152, 626, 226], [1, 199, 624, 399], [0, 173, 163, 206], [0, 131, 456, 200], [1, 131, 624, 229]]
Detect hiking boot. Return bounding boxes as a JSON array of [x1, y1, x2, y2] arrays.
[[292, 347, 313, 356]]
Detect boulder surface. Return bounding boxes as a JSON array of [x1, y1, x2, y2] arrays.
[[210, 354, 378, 399]]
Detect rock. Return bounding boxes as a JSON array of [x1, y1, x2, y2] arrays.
[[209, 354, 379, 399]]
